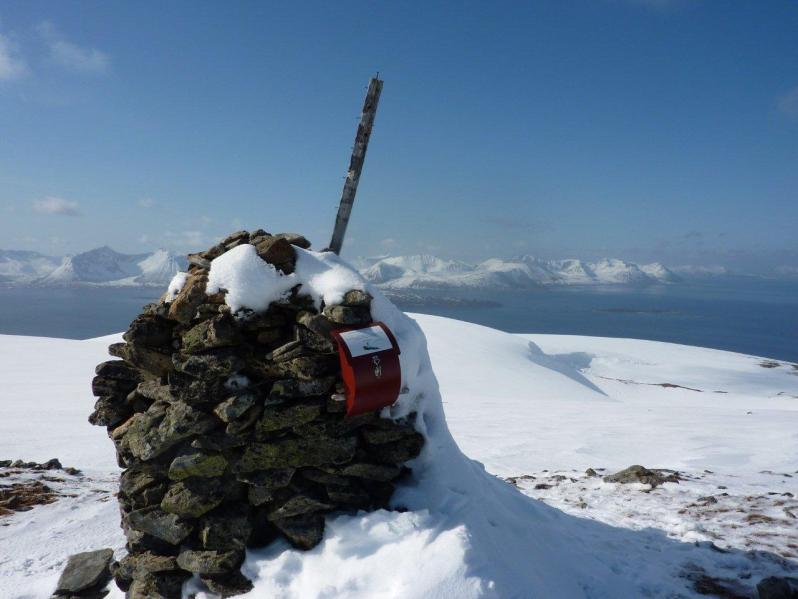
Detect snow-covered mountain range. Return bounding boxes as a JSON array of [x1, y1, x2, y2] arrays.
[[0, 247, 186, 287], [357, 254, 682, 289], [0, 246, 766, 289]]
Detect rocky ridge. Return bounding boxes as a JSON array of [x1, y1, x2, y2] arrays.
[[84, 229, 424, 598]]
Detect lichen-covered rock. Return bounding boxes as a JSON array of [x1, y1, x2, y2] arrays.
[[176, 549, 243, 575], [256, 401, 322, 434], [198, 506, 253, 551], [172, 350, 244, 379], [181, 314, 241, 353], [201, 571, 254, 598], [160, 479, 228, 518], [168, 452, 228, 480], [236, 436, 357, 471], [126, 572, 187, 599], [125, 402, 216, 461], [213, 393, 257, 423], [126, 507, 194, 545]]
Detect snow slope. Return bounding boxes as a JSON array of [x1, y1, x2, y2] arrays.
[[1, 309, 797, 596], [0, 250, 61, 284]]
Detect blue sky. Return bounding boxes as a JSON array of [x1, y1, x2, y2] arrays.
[[0, 1, 796, 273]]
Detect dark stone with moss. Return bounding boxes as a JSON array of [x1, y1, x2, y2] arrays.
[[168, 452, 228, 480], [257, 402, 322, 434], [272, 513, 325, 550], [125, 401, 216, 462], [89, 396, 132, 428], [160, 479, 228, 518], [340, 462, 402, 482], [95, 360, 144, 381], [199, 505, 253, 551], [236, 436, 357, 472], [123, 315, 175, 349], [214, 393, 257, 423], [255, 237, 296, 274], [201, 571, 254, 598], [366, 433, 425, 465], [126, 507, 194, 545], [172, 350, 244, 379], [126, 572, 188, 599], [181, 314, 241, 353], [176, 549, 243, 575]]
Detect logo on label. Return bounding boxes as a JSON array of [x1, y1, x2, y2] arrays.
[[371, 354, 382, 378], [363, 343, 379, 351]]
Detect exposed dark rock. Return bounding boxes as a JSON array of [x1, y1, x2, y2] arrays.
[[168, 452, 228, 480], [255, 237, 296, 274], [236, 436, 358, 471], [201, 571, 254, 598], [366, 432, 425, 465], [126, 507, 193, 545], [198, 505, 253, 550], [126, 572, 187, 599], [757, 576, 798, 599], [602, 465, 681, 488], [160, 478, 228, 518], [272, 513, 325, 549], [176, 549, 243, 575], [94, 360, 143, 381], [340, 462, 402, 482], [182, 314, 241, 353], [322, 304, 372, 325], [274, 233, 311, 249], [125, 401, 216, 461], [341, 289, 372, 307], [89, 396, 132, 428], [256, 402, 322, 434], [172, 350, 244, 379], [54, 548, 113, 596], [267, 493, 333, 520], [214, 393, 257, 423]]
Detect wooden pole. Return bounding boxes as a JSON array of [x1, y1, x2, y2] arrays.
[[328, 76, 383, 255]]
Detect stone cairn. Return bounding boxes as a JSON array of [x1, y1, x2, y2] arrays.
[[88, 230, 424, 598]]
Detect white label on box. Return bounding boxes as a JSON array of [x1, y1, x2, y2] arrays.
[[339, 326, 393, 358]]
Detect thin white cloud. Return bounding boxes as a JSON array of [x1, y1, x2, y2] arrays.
[[380, 237, 399, 250], [37, 21, 110, 74], [138, 197, 156, 208], [164, 230, 205, 250], [777, 86, 798, 120], [0, 32, 27, 80], [33, 196, 81, 216]]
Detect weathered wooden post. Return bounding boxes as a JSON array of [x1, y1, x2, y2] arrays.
[[328, 76, 384, 255]]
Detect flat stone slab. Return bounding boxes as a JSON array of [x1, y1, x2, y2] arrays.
[[54, 548, 113, 595]]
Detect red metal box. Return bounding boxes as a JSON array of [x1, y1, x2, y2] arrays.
[[330, 322, 402, 417]]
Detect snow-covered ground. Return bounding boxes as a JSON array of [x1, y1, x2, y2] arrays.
[[1, 314, 796, 598]]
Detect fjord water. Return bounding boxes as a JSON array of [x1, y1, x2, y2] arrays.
[[0, 279, 796, 362]]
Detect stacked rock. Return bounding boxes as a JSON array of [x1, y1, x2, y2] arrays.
[[89, 230, 424, 598]]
